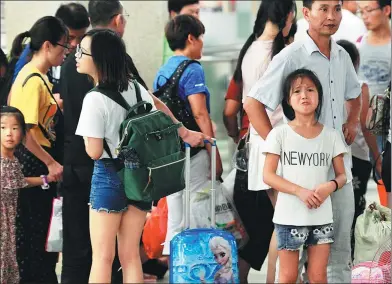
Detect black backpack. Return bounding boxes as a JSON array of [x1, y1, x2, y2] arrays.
[[153, 60, 203, 156]]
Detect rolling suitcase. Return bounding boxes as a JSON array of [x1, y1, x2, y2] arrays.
[[170, 140, 239, 283]]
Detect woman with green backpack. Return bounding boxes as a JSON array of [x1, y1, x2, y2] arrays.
[[75, 29, 158, 283]]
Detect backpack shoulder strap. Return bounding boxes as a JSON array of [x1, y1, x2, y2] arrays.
[[22, 72, 62, 113], [21, 72, 62, 142], [90, 86, 131, 111], [88, 86, 129, 160], [127, 80, 152, 115], [169, 59, 200, 85], [103, 139, 113, 159], [155, 59, 200, 91], [94, 80, 152, 159]]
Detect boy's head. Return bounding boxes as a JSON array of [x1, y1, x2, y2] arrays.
[[358, 0, 391, 31], [88, 0, 127, 38], [165, 14, 205, 59], [336, 40, 360, 72], [302, 0, 343, 37], [168, 0, 200, 19], [55, 3, 90, 51]]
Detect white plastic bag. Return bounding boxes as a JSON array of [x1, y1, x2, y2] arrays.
[[354, 202, 391, 264], [189, 181, 248, 248], [46, 197, 63, 252], [222, 168, 236, 199]]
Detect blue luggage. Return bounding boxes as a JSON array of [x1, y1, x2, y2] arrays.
[[170, 140, 239, 283]]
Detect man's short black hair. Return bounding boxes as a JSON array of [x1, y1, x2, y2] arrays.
[[378, 0, 392, 18], [55, 3, 89, 30], [168, 0, 199, 13], [165, 14, 205, 51], [303, 0, 344, 9], [88, 0, 122, 27]]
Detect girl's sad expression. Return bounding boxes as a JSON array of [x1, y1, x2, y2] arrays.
[[289, 76, 320, 117]]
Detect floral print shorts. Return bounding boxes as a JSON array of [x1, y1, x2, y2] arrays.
[[275, 223, 334, 251]]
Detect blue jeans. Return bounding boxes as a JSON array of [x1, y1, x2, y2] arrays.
[[298, 182, 355, 283], [275, 224, 334, 251], [90, 159, 151, 213]]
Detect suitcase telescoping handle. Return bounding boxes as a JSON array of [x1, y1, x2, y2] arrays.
[[184, 139, 217, 229]]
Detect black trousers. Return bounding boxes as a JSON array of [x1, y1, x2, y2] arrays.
[[232, 170, 274, 271], [15, 145, 58, 284], [61, 164, 123, 284], [350, 156, 372, 260]]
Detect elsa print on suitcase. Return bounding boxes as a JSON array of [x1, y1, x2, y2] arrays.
[[170, 141, 239, 283], [204, 237, 235, 283], [171, 230, 238, 283]]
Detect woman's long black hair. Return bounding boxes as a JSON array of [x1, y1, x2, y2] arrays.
[[10, 16, 68, 59], [84, 29, 132, 92], [233, 0, 295, 83]]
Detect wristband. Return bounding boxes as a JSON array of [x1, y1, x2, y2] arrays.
[[40, 175, 50, 190], [331, 179, 338, 192]]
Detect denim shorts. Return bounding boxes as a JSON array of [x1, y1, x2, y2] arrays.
[[275, 223, 334, 251], [90, 159, 151, 213]]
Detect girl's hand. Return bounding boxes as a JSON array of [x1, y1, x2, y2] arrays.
[[47, 160, 63, 182], [47, 174, 56, 183], [313, 182, 335, 204], [296, 188, 321, 209]]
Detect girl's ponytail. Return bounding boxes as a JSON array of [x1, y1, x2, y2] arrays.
[[232, 0, 294, 84], [10, 31, 30, 58], [271, 19, 287, 58], [233, 34, 257, 83], [232, 3, 267, 84]]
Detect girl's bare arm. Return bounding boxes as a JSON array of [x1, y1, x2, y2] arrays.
[[263, 153, 320, 208]]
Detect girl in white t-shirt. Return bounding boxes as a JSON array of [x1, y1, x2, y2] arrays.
[[263, 69, 348, 283], [75, 29, 155, 283]]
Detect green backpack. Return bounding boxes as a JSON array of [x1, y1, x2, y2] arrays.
[[92, 80, 186, 202]]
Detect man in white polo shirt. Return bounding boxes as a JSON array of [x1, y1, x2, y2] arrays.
[[295, 0, 367, 43], [244, 0, 361, 283]]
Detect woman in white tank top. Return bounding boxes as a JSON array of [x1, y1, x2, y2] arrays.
[[230, 1, 296, 282]]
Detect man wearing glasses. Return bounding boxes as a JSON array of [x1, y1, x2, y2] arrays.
[[357, 0, 391, 105], [357, 0, 391, 176]]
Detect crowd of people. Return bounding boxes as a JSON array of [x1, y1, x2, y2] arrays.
[[0, 0, 390, 283]]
